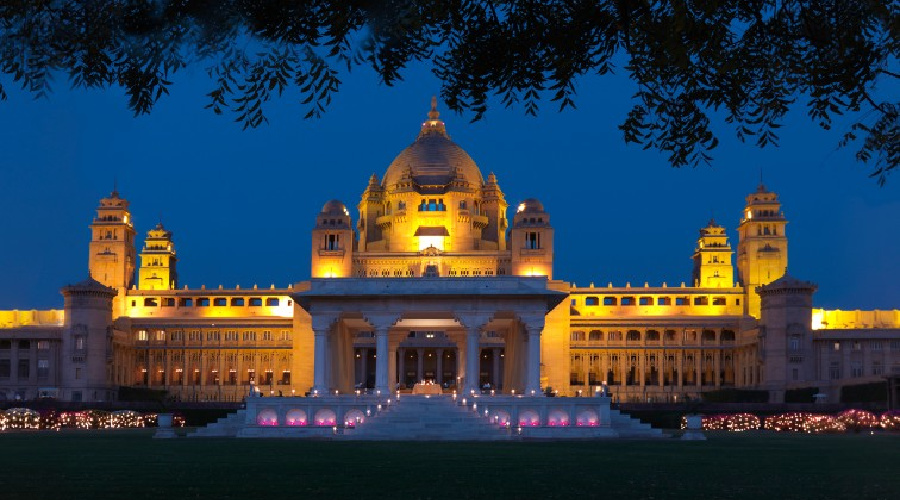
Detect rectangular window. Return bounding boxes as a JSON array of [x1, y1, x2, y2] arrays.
[[712, 297, 726, 306], [603, 297, 617, 306], [231, 298, 245, 306], [37, 359, 49, 380], [262, 330, 273, 341], [829, 362, 841, 380], [196, 298, 210, 307], [188, 330, 201, 342], [18, 359, 30, 379], [179, 298, 193, 307], [213, 298, 227, 306], [872, 341, 882, 351], [162, 297, 176, 307], [584, 297, 599, 306], [207, 330, 220, 342], [873, 361, 883, 375], [675, 297, 689, 306], [0, 340, 10, 350], [327, 234, 339, 250], [242, 331, 257, 342], [144, 298, 158, 307], [833, 342, 840, 351], [789, 338, 800, 351], [570, 331, 585, 342], [621, 297, 635, 306], [75, 336, 85, 350], [851, 363, 863, 378], [225, 331, 238, 342], [249, 298, 263, 306], [693, 297, 708, 306], [37, 341, 50, 350], [638, 297, 652, 306], [657, 297, 671, 306], [266, 298, 280, 306], [154, 330, 165, 342], [0, 359, 10, 378], [18, 340, 30, 350], [136, 330, 149, 341], [75, 367, 82, 380], [169, 331, 184, 342], [792, 368, 799, 381], [280, 330, 291, 342]]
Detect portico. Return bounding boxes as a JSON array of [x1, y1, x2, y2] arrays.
[[295, 277, 565, 396]]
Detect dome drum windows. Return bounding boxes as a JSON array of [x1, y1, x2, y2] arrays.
[[418, 198, 446, 212]]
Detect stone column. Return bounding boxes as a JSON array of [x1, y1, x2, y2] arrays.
[[465, 327, 480, 394], [525, 326, 542, 396], [311, 327, 329, 394], [374, 327, 390, 395], [714, 349, 722, 387], [360, 348, 368, 388], [436, 348, 444, 386], [492, 348, 501, 389], [398, 347, 406, 387], [417, 348, 425, 382]]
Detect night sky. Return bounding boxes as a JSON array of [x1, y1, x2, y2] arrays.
[[0, 61, 897, 311]]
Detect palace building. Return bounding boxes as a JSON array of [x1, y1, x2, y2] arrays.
[[2, 99, 899, 406]]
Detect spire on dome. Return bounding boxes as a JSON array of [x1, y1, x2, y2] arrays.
[[419, 96, 448, 138], [428, 96, 439, 120]]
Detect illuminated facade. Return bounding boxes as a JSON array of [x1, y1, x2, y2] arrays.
[[1, 100, 899, 405]]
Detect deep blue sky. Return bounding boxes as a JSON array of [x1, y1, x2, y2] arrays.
[[0, 61, 897, 311]]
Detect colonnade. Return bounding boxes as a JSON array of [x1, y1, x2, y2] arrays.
[[311, 313, 544, 396]]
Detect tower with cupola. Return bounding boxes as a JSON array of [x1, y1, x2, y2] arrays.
[[88, 190, 136, 316], [311, 200, 354, 278], [510, 199, 554, 278], [137, 223, 178, 290], [737, 184, 788, 318], [692, 219, 734, 287]]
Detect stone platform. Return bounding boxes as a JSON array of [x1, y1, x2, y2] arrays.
[[191, 393, 662, 440]]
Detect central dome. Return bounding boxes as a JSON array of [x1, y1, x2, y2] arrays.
[[382, 98, 484, 189]]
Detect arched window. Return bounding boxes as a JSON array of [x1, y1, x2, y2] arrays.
[[585, 297, 599, 306], [626, 330, 641, 342], [588, 330, 603, 341], [645, 330, 660, 341]]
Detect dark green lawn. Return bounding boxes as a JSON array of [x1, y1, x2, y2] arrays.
[[0, 430, 897, 499]]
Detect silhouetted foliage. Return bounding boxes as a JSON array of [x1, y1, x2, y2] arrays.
[[0, 1, 896, 181]]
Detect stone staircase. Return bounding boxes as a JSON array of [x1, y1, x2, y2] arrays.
[[189, 409, 247, 438], [608, 409, 663, 438], [344, 396, 510, 441]]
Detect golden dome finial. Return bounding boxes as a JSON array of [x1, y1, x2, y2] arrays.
[[428, 96, 439, 120], [419, 96, 448, 138]]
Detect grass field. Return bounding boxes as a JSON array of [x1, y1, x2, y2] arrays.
[[0, 430, 897, 499]]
